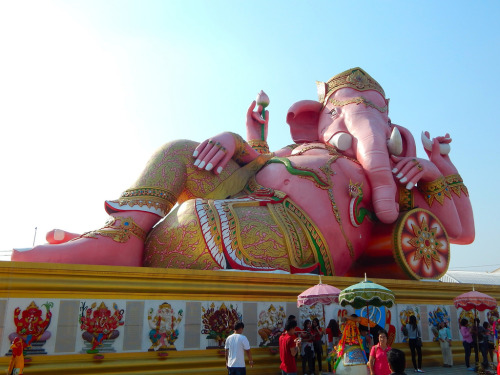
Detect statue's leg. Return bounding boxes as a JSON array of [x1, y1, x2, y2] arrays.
[[144, 195, 320, 272], [11, 140, 240, 266]]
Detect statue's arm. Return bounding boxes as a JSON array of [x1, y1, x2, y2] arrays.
[[391, 134, 474, 243], [245, 99, 295, 157], [421, 132, 474, 244]]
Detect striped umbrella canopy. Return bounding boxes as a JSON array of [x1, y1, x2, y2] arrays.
[[297, 281, 341, 307], [339, 278, 395, 309], [453, 288, 497, 312]]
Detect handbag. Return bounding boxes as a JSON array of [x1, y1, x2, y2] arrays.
[[416, 337, 423, 348], [416, 328, 423, 347]]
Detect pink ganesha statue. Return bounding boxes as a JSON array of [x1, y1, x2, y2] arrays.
[[12, 68, 474, 280]]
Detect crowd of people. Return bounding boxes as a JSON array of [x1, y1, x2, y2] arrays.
[[278, 313, 411, 375], [460, 317, 499, 372], [222, 314, 500, 375]]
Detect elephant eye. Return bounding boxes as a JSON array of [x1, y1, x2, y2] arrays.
[[328, 108, 338, 118]]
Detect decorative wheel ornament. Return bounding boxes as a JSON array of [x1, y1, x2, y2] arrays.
[[393, 208, 449, 279]]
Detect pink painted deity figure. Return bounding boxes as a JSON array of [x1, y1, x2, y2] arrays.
[[11, 68, 474, 279]]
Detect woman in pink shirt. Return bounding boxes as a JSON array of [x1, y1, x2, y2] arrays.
[[460, 318, 474, 370], [368, 329, 391, 375]]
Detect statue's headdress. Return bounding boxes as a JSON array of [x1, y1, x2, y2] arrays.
[[27, 301, 39, 310], [159, 302, 172, 310], [316, 67, 385, 107]]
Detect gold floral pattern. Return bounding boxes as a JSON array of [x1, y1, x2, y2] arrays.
[[408, 216, 442, 269], [445, 174, 469, 197], [328, 96, 388, 113], [417, 176, 452, 206]]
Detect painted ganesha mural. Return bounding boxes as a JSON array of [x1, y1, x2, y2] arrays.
[[11, 67, 475, 280]]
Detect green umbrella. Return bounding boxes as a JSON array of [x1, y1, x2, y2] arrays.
[[339, 275, 395, 333]]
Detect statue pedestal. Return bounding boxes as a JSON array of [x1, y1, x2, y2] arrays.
[[0, 262, 497, 374]]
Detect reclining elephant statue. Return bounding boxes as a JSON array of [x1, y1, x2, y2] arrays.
[[12, 68, 474, 279]]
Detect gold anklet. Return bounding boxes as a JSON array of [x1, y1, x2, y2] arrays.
[[82, 216, 147, 243]]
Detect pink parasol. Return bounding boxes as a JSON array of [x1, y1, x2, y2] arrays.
[[453, 287, 497, 371], [297, 280, 341, 307], [298, 278, 340, 371], [453, 288, 497, 312]]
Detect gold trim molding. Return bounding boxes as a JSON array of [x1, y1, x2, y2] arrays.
[[1, 262, 498, 304]]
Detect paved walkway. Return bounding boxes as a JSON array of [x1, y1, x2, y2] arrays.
[[405, 366, 498, 374], [319, 364, 498, 375]]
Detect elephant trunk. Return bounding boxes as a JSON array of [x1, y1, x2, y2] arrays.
[[346, 113, 399, 224]]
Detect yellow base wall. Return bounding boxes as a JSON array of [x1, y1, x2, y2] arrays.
[[0, 262, 498, 374]]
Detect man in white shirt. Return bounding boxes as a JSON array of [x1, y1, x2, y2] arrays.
[[225, 322, 254, 375]]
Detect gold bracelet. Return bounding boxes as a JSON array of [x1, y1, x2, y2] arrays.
[[230, 133, 250, 165], [398, 185, 414, 211], [417, 176, 452, 206], [248, 139, 270, 154], [445, 174, 469, 197], [82, 216, 147, 243]]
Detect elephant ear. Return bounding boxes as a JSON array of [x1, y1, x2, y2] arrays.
[[286, 100, 322, 143], [392, 124, 417, 157]]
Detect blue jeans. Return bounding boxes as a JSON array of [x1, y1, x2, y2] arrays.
[[228, 367, 246, 375], [281, 371, 297, 375]]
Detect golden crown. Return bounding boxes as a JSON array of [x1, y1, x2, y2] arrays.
[[98, 302, 108, 310], [27, 301, 39, 310], [316, 67, 385, 105]]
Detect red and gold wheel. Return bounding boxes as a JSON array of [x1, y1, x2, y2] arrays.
[[393, 208, 449, 279]]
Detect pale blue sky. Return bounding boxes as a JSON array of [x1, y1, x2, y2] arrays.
[[1, 0, 499, 272]]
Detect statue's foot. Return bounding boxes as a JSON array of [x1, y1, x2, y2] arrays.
[[11, 235, 144, 267], [46, 229, 81, 244]]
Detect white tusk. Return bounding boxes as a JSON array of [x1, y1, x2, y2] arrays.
[[387, 127, 403, 156], [328, 132, 353, 151], [421, 131, 451, 155]]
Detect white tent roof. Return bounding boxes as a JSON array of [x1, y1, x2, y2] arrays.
[[440, 270, 500, 286]]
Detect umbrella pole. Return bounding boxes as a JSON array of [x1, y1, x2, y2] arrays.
[[366, 303, 371, 340], [474, 308, 481, 372], [323, 304, 326, 374]]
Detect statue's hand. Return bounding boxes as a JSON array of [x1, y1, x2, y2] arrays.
[[246, 100, 269, 142], [193, 132, 236, 175], [422, 131, 458, 175], [391, 155, 441, 190]]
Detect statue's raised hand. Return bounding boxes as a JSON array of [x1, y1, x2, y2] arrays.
[[422, 131, 457, 176], [193, 132, 236, 175], [246, 99, 269, 141]]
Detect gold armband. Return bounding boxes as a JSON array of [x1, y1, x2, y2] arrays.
[[445, 174, 469, 197], [417, 176, 452, 207], [230, 133, 250, 165], [398, 185, 414, 211], [248, 139, 270, 154], [82, 216, 147, 243]]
